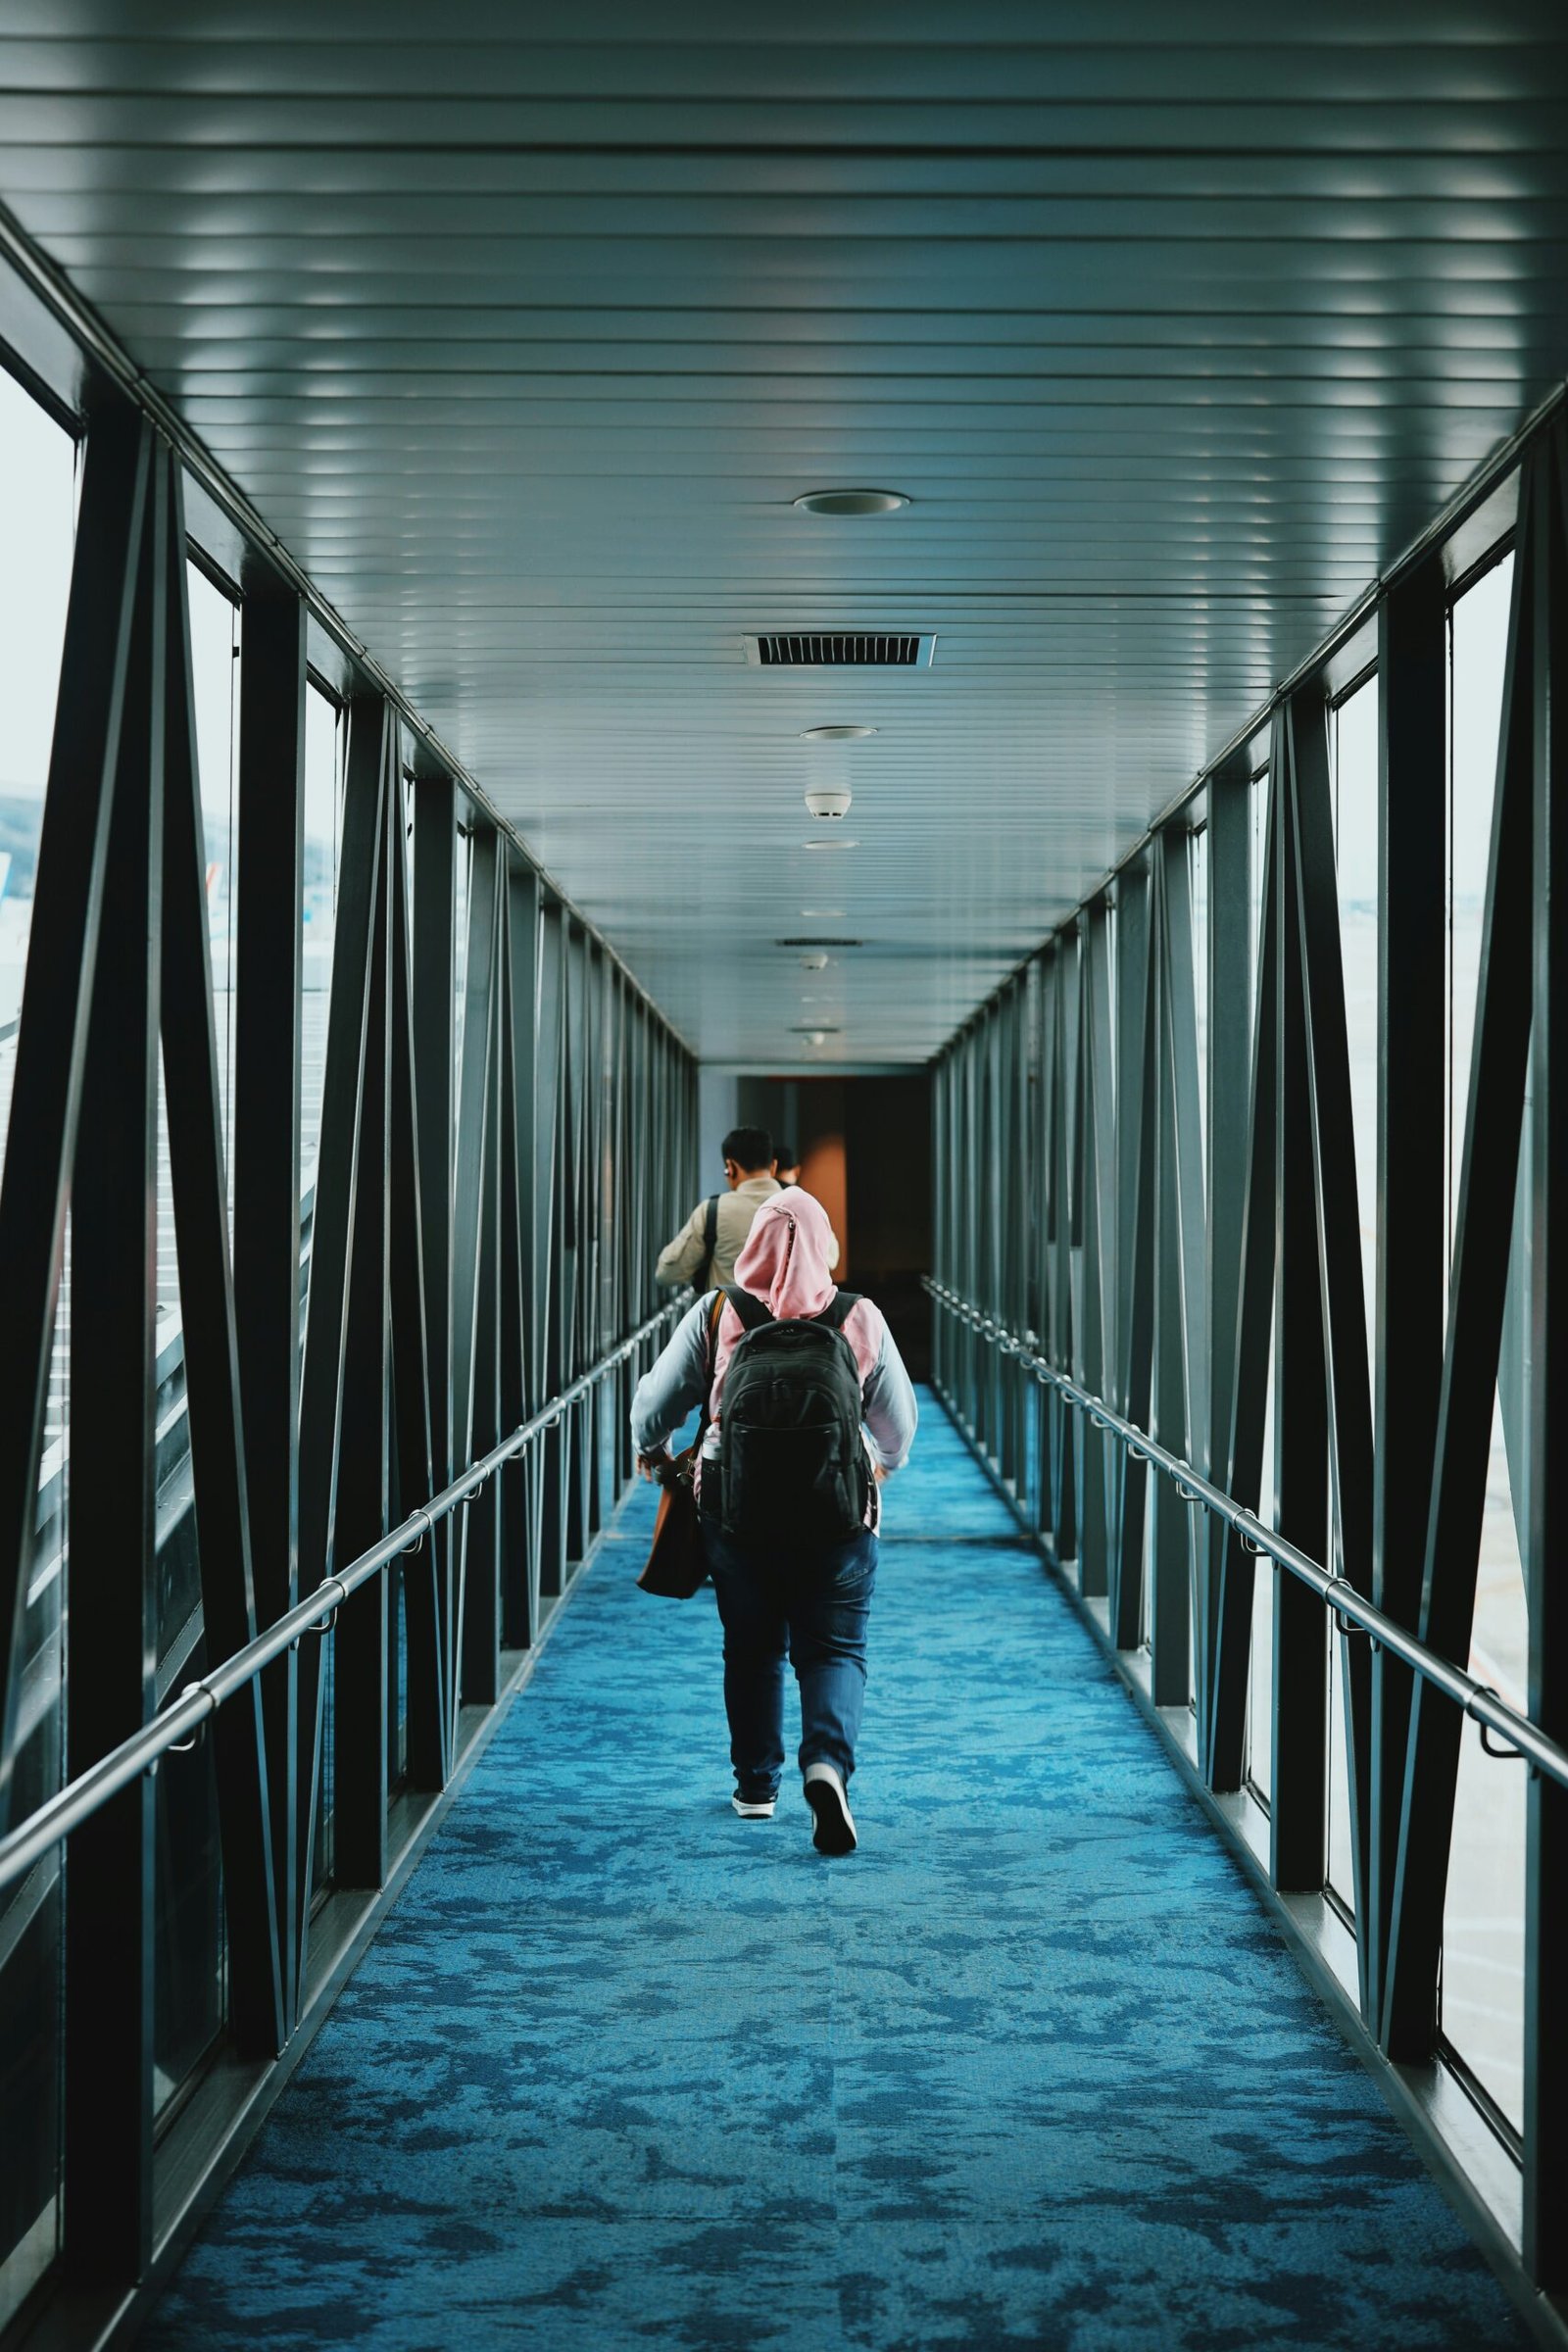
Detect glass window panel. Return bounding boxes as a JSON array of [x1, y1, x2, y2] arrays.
[[1249, 758, 1270, 978], [1446, 556, 1513, 1284], [301, 684, 342, 1213], [149, 564, 238, 2128], [1331, 678, 1380, 1395], [1326, 1627, 1356, 1911], [1246, 1319, 1279, 1802], [0, 1251, 69, 2327], [186, 564, 238, 1197], [153, 1704, 225, 2119], [1248, 1559, 1275, 1805], [1443, 1385, 1528, 2132], [453, 818, 471, 1196], [1323, 674, 1379, 1917], [299, 686, 342, 1891], [1190, 824, 1207, 1168], [1438, 550, 1527, 2132]]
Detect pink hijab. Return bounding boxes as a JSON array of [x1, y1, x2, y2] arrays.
[[708, 1189, 882, 1418]]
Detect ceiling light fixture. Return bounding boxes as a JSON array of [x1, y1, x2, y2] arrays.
[[800, 724, 877, 742], [792, 490, 910, 517], [802, 839, 858, 852], [800, 908, 847, 918]]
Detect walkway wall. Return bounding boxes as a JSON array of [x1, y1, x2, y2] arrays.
[[930, 402, 1568, 2321], [0, 358, 698, 2344]]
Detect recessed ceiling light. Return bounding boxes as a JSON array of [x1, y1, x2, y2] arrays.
[[800, 908, 847, 918], [800, 724, 877, 742], [792, 489, 910, 517], [803, 839, 859, 851]]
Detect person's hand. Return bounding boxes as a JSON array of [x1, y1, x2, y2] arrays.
[[873, 1462, 891, 1484], [637, 1452, 667, 1483]]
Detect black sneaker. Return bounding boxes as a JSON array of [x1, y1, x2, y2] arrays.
[[803, 1762, 858, 1854], [731, 1791, 777, 1819]]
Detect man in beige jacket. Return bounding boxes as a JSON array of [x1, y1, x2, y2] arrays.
[[656, 1126, 841, 1292], [656, 1127, 781, 1292]]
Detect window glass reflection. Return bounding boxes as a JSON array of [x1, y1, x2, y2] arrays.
[[1441, 550, 1527, 2133]]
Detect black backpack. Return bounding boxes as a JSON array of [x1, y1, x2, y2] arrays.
[[718, 1288, 869, 1547]]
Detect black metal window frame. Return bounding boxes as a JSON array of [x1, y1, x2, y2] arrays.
[[930, 398, 1568, 2340], [0, 325, 698, 2346]]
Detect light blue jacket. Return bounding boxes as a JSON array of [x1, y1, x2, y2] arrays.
[[631, 1291, 918, 1477]]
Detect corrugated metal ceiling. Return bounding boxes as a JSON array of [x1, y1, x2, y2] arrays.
[[2, 1, 1566, 1061]]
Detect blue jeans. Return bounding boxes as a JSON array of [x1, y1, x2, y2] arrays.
[[702, 1522, 878, 1802]]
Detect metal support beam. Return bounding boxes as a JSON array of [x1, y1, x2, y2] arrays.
[[233, 563, 306, 2036], [62, 423, 165, 2285], [1368, 557, 1448, 2038], [296, 693, 388, 1940]]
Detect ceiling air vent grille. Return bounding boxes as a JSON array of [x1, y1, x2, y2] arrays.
[[745, 632, 935, 668], [775, 936, 863, 950]]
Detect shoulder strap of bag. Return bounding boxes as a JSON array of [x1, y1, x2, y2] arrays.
[[695, 1192, 720, 1291], [721, 1285, 774, 1334], [812, 1290, 861, 1333], [695, 1290, 728, 1440]]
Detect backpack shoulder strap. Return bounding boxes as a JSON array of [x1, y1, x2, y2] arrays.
[[813, 1290, 861, 1333], [695, 1192, 720, 1289], [721, 1285, 774, 1334]]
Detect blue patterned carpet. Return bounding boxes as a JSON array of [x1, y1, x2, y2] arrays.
[[146, 1396, 1528, 2350]]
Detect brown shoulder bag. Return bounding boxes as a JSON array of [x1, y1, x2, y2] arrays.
[[637, 1293, 725, 1600]]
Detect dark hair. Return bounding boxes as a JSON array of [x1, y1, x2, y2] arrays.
[[774, 1141, 799, 1170], [722, 1126, 773, 1173]]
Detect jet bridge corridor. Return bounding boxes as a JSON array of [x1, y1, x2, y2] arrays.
[[2, 11, 1568, 2351], [139, 1409, 1527, 2352]]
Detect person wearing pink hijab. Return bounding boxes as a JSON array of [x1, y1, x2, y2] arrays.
[[631, 1188, 917, 1853]]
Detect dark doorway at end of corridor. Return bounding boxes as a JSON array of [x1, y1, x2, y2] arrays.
[[733, 1073, 932, 1380]]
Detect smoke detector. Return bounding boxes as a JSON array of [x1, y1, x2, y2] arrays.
[[800, 952, 830, 971], [805, 785, 853, 821]]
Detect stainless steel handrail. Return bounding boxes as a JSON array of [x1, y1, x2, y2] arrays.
[[923, 1275, 1568, 1794], [0, 1294, 688, 1895]]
